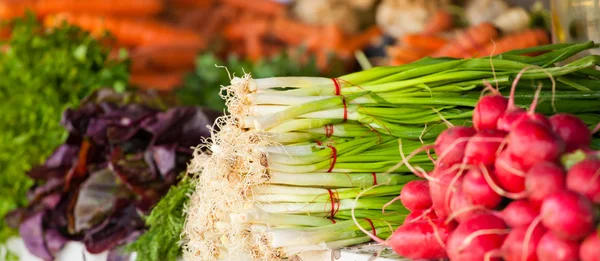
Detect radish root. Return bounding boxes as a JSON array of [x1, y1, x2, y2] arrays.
[[457, 229, 511, 253], [480, 163, 527, 199], [522, 215, 543, 261]]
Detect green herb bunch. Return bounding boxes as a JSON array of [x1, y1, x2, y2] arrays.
[[127, 178, 193, 261], [0, 15, 128, 242]]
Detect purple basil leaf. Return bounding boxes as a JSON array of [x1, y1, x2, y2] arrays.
[[27, 178, 64, 202], [44, 229, 69, 255], [150, 144, 177, 176], [44, 144, 80, 169], [83, 204, 144, 254], [19, 212, 53, 261], [73, 169, 131, 233], [141, 107, 216, 147]]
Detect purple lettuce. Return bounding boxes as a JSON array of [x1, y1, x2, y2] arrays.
[[9, 89, 219, 260]]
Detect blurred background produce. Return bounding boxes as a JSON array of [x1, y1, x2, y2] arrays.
[[0, 0, 554, 97]]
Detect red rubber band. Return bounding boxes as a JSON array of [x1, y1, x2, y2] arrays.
[[316, 140, 322, 146], [326, 146, 338, 173], [364, 218, 377, 237], [371, 172, 378, 185], [332, 78, 341, 95], [329, 218, 337, 224], [342, 97, 348, 122], [324, 124, 334, 138], [327, 189, 340, 218]]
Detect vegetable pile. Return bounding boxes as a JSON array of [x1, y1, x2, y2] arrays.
[[0, 16, 128, 243], [6, 89, 219, 261], [370, 72, 600, 261], [180, 42, 600, 261]]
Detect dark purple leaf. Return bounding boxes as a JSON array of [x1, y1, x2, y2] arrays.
[[44, 229, 69, 255], [83, 203, 144, 254], [151, 144, 177, 176], [73, 169, 131, 233], [141, 107, 216, 147], [19, 212, 53, 261], [27, 178, 64, 202], [44, 144, 80, 169], [61, 103, 99, 136]]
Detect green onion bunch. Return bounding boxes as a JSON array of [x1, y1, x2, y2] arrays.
[[181, 42, 600, 261]]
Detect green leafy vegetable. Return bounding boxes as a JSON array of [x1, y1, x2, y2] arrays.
[[127, 178, 193, 261], [0, 15, 128, 242]]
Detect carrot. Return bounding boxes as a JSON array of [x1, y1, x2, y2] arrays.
[[387, 45, 431, 63], [341, 25, 382, 57], [432, 22, 499, 58], [245, 33, 263, 63], [423, 9, 454, 35], [0, 0, 35, 19], [129, 44, 201, 73], [167, 0, 214, 8], [479, 29, 550, 56], [271, 17, 319, 45], [223, 19, 269, 40], [219, 0, 285, 17], [44, 13, 204, 48], [130, 70, 187, 91], [402, 33, 448, 51], [34, 0, 163, 17]]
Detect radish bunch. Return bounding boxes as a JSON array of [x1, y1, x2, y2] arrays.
[[386, 88, 600, 261]]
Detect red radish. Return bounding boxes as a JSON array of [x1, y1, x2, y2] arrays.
[[446, 213, 509, 261], [498, 110, 551, 132], [499, 200, 539, 228], [525, 162, 566, 209], [449, 186, 486, 223], [462, 167, 502, 209], [387, 219, 456, 260], [508, 120, 565, 170], [463, 130, 507, 166], [434, 126, 477, 166], [404, 208, 437, 224], [536, 231, 580, 261], [501, 221, 546, 261], [400, 180, 432, 211], [550, 113, 592, 152], [429, 168, 459, 219], [498, 67, 553, 132], [473, 94, 508, 131], [494, 150, 526, 193], [498, 108, 526, 132], [540, 191, 596, 240], [580, 231, 600, 261], [566, 159, 600, 204]]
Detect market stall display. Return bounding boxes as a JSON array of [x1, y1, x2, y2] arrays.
[[3, 0, 600, 261]]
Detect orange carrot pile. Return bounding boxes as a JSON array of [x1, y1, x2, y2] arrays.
[[387, 11, 551, 65]]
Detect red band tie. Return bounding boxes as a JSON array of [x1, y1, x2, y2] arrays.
[[324, 124, 334, 138], [364, 218, 377, 236], [327, 189, 340, 218], [342, 97, 348, 122], [326, 146, 338, 173], [371, 172, 378, 185], [332, 78, 341, 95]]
